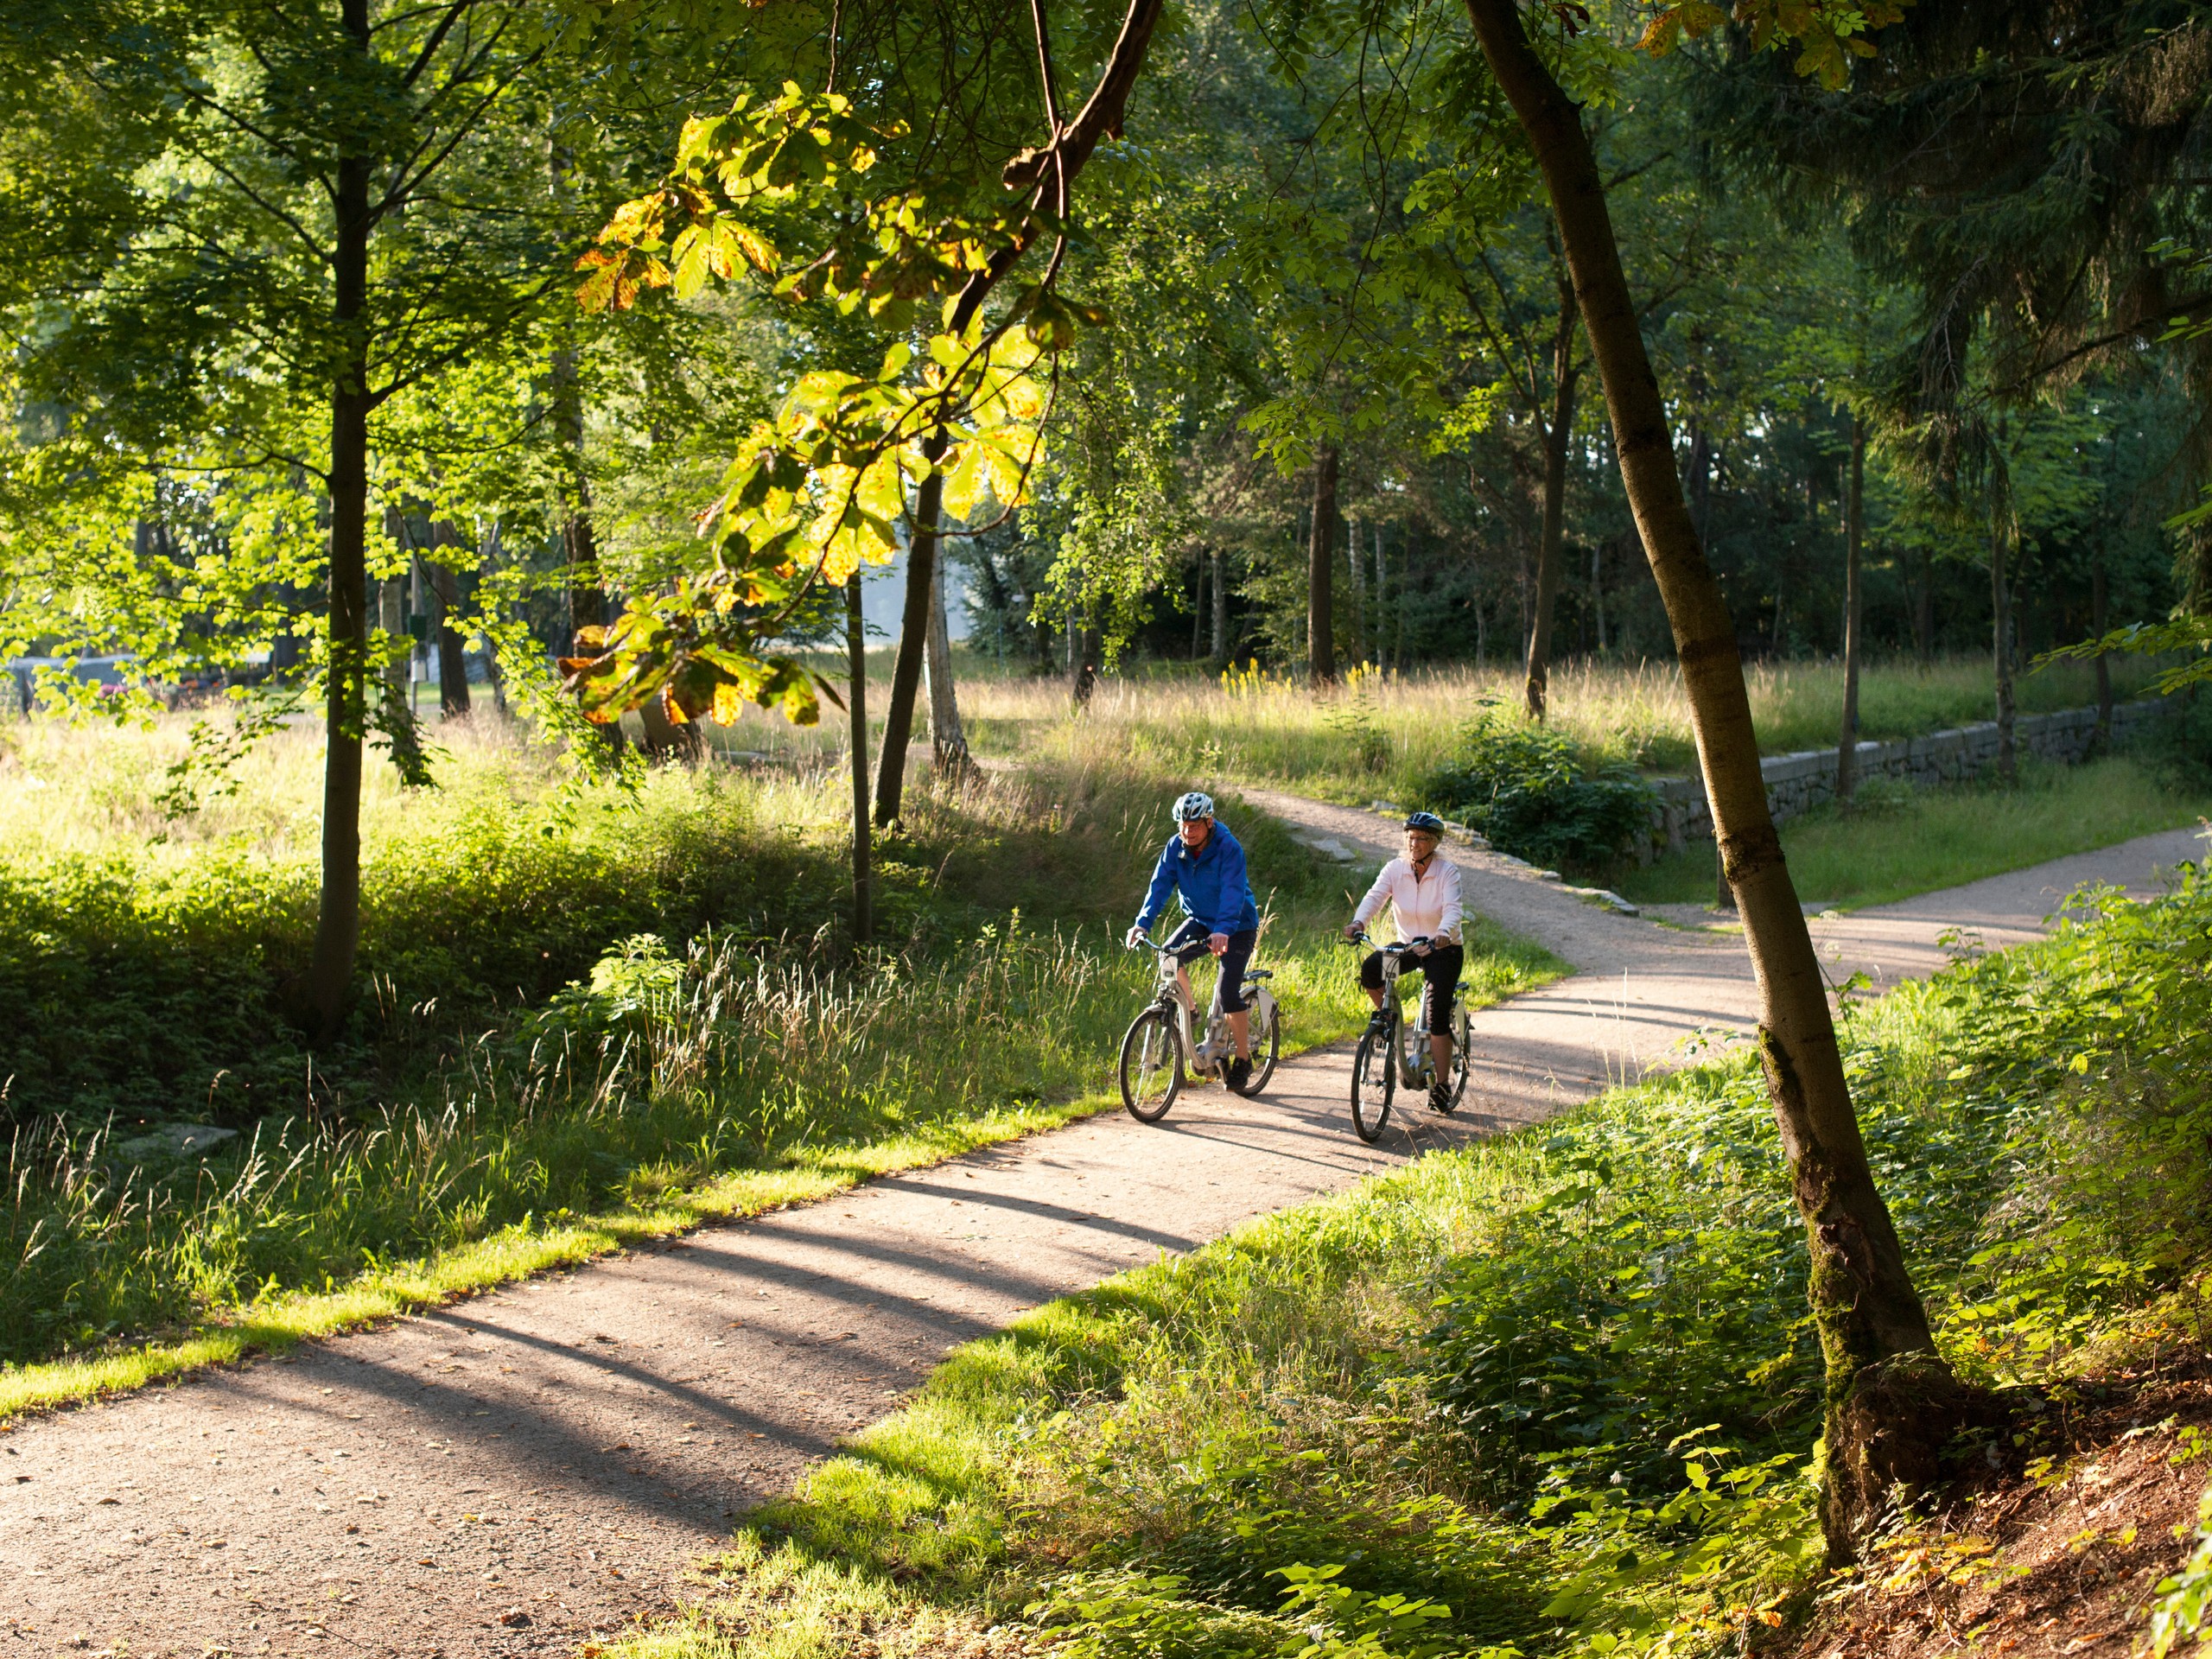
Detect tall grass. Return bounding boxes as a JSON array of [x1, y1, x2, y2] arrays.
[[0, 712, 1560, 1389], [912, 652, 2166, 802]]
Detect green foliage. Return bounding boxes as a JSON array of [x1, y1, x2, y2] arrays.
[[2148, 1485, 2212, 1659], [1414, 708, 1656, 872], [626, 861, 2212, 1659], [0, 734, 1554, 1374]]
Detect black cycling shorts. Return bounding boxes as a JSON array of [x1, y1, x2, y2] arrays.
[[1359, 942, 1464, 1028], [1164, 920, 1260, 1014]]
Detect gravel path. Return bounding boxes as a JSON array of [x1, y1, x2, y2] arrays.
[[4, 802, 2203, 1659]]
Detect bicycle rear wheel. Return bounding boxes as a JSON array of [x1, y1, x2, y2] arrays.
[[1351, 1017, 1395, 1142], [1119, 1007, 1182, 1122], [1240, 988, 1281, 1095]]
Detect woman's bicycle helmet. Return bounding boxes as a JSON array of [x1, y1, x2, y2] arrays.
[[1173, 791, 1217, 822], [1403, 810, 1446, 833]]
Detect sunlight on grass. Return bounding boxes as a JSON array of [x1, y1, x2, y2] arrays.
[[0, 710, 1560, 1416], [698, 650, 2172, 804], [605, 871, 2212, 1659], [1615, 756, 2212, 910]]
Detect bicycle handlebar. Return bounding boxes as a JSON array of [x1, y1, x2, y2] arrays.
[[1345, 931, 1432, 953]]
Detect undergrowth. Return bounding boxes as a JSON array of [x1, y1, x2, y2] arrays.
[[616, 862, 2212, 1659], [0, 721, 1558, 1388]]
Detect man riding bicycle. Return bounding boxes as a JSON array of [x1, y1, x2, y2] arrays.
[[1344, 810, 1465, 1110], [1127, 791, 1262, 1093]]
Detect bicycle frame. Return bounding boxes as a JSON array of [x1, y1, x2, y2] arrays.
[[1131, 931, 1269, 1077], [1356, 935, 1441, 1087]]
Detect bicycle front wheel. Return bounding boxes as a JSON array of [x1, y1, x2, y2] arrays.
[[1119, 1007, 1182, 1123], [1241, 990, 1282, 1095], [1351, 1018, 1395, 1143]]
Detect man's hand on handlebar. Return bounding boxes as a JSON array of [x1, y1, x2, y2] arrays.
[[1125, 925, 1149, 950]]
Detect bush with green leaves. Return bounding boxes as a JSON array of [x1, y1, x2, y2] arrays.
[[663, 862, 2212, 1659], [1414, 709, 1656, 873]]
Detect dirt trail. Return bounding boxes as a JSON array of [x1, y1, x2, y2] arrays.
[[3, 803, 2204, 1659]]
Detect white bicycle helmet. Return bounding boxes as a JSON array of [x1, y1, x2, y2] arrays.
[[1172, 791, 1216, 822]]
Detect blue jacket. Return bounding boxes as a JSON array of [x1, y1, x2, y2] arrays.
[[1136, 820, 1261, 937]]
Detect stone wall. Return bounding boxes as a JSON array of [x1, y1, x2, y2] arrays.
[[1649, 699, 2170, 852]]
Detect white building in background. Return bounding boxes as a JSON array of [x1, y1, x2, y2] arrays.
[[855, 542, 975, 644]]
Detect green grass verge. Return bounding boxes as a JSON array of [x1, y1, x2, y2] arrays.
[[1, 731, 1561, 1417], [1614, 754, 2212, 910], [598, 864, 2212, 1659], [1, 924, 1550, 1424]]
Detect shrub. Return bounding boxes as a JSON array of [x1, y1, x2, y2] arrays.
[[1414, 708, 1656, 872]]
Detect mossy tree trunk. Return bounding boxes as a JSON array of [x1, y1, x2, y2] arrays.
[[1460, 0, 1966, 1561]]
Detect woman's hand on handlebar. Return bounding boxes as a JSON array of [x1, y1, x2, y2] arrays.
[[1344, 922, 1369, 944]]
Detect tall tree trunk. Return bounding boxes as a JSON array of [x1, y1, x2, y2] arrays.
[[1191, 549, 1205, 658], [377, 569, 407, 709], [479, 520, 507, 715], [925, 551, 971, 776], [1399, 518, 1415, 669], [1687, 416, 1714, 550], [1362, 522, 1380, 672], [548, 343, 606, 654], [875, 436, 949, 824], [1210, 543, 1229, 667], [428, 524, 472, 720], [1590, 537, 1605, 655], [1524, 280, 1580, 720], [2092, 562, 2112, 750], [1992, 482, 2016, 785], [874, 0, 1165, 818], [1837, 415, 1865, 805], [304, 1, 374, 1045], [1916, 545, 1935, 664], [1461, 0, 1955, 1561], [1308, 446, 1338, 686], [845, 576, 872, 945], [1347, 511, 1366, 666]]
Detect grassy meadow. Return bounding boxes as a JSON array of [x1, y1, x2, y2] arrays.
[[1615, 754, 2212, 911], [823, 650, 2177, 796], [0, 711, 1558, 1409], [609, 866, 2212, 1659]]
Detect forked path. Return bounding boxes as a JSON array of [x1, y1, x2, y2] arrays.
[[3, 803, 2204, 1659]]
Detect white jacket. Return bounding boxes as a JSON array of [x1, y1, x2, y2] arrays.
[[1353, 855, 1463, 944]]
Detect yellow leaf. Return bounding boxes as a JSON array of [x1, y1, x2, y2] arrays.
[[671, 224, 713, 300], [996, 374, 1045, 422], [938, 442, 987, 519], [820, 524, 862, 586], [710, 678, 750, 725], [857, 454, 903, 522]]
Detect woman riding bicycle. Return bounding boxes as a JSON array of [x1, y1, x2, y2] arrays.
[[1344, 810, 1464, 1110], [1126, 791, 1262, 1093]]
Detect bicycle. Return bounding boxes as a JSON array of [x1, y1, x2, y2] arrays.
[[1345, 931, 1471, 1143], [1117, 929, 1282, 1122]]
